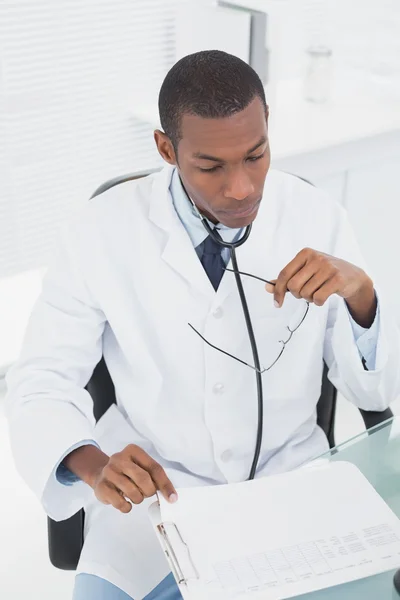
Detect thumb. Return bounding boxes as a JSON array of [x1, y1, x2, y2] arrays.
[[265, 279, 276, 294]]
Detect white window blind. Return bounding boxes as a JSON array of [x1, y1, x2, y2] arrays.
[[1, 0, 398, 279], [0, 1, 188, 278]]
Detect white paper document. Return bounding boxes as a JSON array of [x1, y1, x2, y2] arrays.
[[155, 461, 400, 599]]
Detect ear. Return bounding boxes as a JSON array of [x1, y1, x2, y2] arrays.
[[154, 130, 177, 166]]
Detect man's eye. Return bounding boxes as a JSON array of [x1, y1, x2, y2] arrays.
[[248, 153, 264, 162], [199, 165, 221, 173], [198, 154, 264, 172]]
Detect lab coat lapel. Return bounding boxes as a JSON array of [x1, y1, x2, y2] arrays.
[[148, 165, 214, 298]]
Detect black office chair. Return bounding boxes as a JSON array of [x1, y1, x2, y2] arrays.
[[47, 171, 393, 570]]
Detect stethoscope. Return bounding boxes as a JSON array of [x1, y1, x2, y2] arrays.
[[188, 197, 264, 481]]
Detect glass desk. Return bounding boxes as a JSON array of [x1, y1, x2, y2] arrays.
[[298, 416, 400, 599]]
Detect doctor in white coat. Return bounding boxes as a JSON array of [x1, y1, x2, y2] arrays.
[[5, 50, 400, 600]]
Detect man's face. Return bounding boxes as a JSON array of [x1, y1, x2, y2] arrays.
[[156, 96, 270, 228]]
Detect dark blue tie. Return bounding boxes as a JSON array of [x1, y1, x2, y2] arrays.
[[200, 230, 225, 290]]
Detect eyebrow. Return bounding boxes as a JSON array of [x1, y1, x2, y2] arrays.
[[193, 135, 267, 163]]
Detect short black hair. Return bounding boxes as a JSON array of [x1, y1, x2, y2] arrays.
[[158, 50, 268, 152]]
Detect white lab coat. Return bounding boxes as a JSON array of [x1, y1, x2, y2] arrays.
[[5, 166, 400, 598]]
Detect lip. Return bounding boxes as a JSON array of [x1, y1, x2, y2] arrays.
[[224, 201, 260, 218]]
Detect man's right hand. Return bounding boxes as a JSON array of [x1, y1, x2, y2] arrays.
[[63, 443, 178, 513]]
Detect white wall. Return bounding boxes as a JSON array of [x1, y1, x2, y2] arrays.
[[0, 1, 184, 279]]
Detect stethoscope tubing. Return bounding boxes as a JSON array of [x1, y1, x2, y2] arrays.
[[199, 215, 263, 480]]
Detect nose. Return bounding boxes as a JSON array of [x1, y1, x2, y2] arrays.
[[223, 168, 255, 201]]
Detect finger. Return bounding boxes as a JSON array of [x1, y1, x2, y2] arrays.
[[108, 471, 145, 505], [128, 446, 178, 503], [99, 462, 144, 505], [97, 481, 133, 514], [121, 461, 157, 498], [110, 452, 157, 497], [274, 274, 288, 307], [274, 251, 309, 307], [311, 276, 341, 306], [286, 263, 319, 299], [148, 462, 178, 504], [298, 270, 332, 302], [264, 279, 276, 294]]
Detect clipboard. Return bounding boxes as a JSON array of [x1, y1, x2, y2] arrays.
[[148, 463, 400, 600], [148, 501, 200, 596]]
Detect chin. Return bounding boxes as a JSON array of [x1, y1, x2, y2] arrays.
[[222, 206, 260, 229]]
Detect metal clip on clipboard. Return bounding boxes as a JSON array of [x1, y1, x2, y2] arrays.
[[156, 521, 199, 586]]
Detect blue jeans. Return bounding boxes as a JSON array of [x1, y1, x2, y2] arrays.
[[73, 573, 182, 600]]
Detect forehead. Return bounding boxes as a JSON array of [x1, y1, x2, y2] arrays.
[[179, 97, 268, 159]]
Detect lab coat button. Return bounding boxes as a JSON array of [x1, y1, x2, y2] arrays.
[[221, 449, 233, 462], [212, 307, 223, 319], [212, 382, 225, 394]]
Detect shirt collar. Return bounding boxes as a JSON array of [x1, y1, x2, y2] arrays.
[[169, 167, 241, 249]]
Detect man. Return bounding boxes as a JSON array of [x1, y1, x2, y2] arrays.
[[5, 50, 400, 599]]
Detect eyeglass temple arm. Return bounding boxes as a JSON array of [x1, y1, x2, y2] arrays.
[[188, 323, 265, 372], [225, 269, 310, 314], [223, 268, 275, 286]]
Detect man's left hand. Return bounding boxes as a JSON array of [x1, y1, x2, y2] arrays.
[[265, 248, 377, 328]]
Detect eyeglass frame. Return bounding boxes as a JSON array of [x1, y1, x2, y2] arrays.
[[188, 268, 310, 375]]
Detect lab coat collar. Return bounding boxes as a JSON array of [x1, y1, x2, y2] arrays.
[[149, 164, 274, 304], [149, 165, 214, 298], [169, 167, 242, 249]]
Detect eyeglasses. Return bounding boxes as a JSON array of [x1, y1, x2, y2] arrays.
[[189, 268, 309, 374]]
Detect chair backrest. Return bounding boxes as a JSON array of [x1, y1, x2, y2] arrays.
[[316, 363, 337, 447], [87, 357, 116, 422], [90, 168, 161, 200]]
